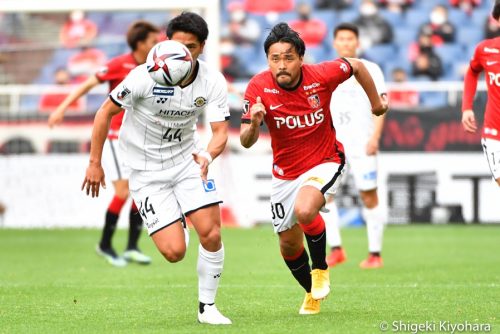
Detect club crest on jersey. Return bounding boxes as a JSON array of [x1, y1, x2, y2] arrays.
[[243, 100, 250, 114], [117, 87, 131, 100], [153, 87, 174, 96], [194, 96, 207, 108], [308, 94, 320, 109]]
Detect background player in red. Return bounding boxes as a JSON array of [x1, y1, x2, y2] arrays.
[[462, 0, 500, 187], [240, 23, 387, 315], [48, 21, 160, 266]]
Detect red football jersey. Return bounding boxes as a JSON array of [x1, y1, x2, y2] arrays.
[[95, 53, 138, 135], [468, 38, 500, 139], [242, 58, 353, 180]]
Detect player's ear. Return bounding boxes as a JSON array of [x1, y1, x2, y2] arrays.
[[199, 41, 206, 54]]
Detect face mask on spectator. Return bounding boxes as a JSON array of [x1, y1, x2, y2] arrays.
[[231, 10, 246, 23], [430, 12, 446, 25], [360, 4, 377, 16]]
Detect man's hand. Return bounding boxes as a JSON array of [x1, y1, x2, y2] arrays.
[[81, 162, 106, 197], [462, 110, 477, 133], [48, 107, 65, 128], [250, 96, 266, 126], [372, 100, 389, 116], [366, 136, 380, 156], [192, 150, 212, 182]]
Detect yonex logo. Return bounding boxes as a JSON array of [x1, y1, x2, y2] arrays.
[[156, 97, 168, 104], [203, 179, 216, 192]]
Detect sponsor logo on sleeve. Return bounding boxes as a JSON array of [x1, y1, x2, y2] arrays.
[[153, 87, 174, 96], [340, 62, 349, 73], [117, 87, 131, 100], [484, 47, 499, 53]]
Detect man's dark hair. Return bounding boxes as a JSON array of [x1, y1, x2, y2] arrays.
[[126, 20, 160, 51], [333, 23, 359, 38], [264, 22, 305, 57], [493, 0, 500, 20], [166, 12, 209, 43]]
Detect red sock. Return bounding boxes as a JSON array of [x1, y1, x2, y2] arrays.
[[108, 196, 126, 215], [299, 214, 325, 236]]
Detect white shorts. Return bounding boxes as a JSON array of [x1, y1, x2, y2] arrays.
[[128, 158, 222, 235], [271, 162, 345, 233], [346, 152, 378, 191], [102, 138, 131, 181], [482, 137, 500, 180]]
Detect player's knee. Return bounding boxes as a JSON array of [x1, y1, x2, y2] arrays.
[[158, 245, 186, 263], [115, 188, 129, 200], [360, 189, 378, 208], [199, 227, 221, 251], [279, 238, 301, 256], [294, 205, 316, 224]]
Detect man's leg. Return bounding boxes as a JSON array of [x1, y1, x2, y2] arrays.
[[294, 185, 329, 300], [359, 188, 385, 269], [278, 224, 320, 315], [123, 195, 152, 265], [188, 205, 231, 325], [97, 179, 128, 267], [321, 197, 347, 267]]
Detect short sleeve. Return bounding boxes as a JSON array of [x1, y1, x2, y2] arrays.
[[320, 58, 353, 91], [109, 67, 145, 110], [206, 72, 230, 123], [241, 77, 260, 124], [469, 45, 483, 73]]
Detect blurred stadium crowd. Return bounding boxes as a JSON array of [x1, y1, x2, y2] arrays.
[[0, 0, 494, 153]]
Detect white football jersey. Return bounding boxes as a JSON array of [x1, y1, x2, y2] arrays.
[[330, 59, 386, 154], [109, 60, 229, 171]]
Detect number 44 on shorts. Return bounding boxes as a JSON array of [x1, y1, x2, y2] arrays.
[[139, 197, 156, 219]]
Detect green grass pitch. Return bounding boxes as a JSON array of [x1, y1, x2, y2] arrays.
[[0, 225, 499, 333]]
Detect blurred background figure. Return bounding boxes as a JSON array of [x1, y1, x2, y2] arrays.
[[38, 67, 82, 113], [59, 10, 97, 48], [289, 2, 328, 48], [242, 0, 294, 14], [449, 0, 481, 15], [0, 201, 5, 226], [388, 67, 419, 108], [315, 0, 353, 10], [410, 33, 444, 81], [67, 46, 107, 82], [353, 0, 394, 50], [227, 2, 261, 46], [419, 5, 456, 44], [377, 0, 414, 13], [220, 34, 252, 82]]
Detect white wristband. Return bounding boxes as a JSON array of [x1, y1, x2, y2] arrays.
[[198, 150, 213, 164]]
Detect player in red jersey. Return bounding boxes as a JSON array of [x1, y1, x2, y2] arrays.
[[462, 0, 500, 186], [48, 21, 160, 266], [240, 23, 387, 314]]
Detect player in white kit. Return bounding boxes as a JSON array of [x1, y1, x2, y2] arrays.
[[81, 13, 232, 325], [322, 23, 389, 269]]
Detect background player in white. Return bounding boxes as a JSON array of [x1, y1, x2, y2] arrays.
[[462, 0, 500, 187], [81, 12, 231, 325], [321, 23, 389, 269]]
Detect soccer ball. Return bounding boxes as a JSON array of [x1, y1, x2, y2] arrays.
[[146, 40, 194, 86]]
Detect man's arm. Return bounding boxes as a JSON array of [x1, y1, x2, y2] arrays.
[[81, 98, 122, 197], [48, 75, 101, 128], [346, 58, 388, 116], [367, 94, 388, 155], [461, 67, 481, 133], [193, 120, 229, 181], [240, 96, 266, 148]]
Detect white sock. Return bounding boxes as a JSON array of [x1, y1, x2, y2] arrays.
[[321, 200, 342, 248], [197, 243, 224, 304], [362, 205, 385, 253]]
